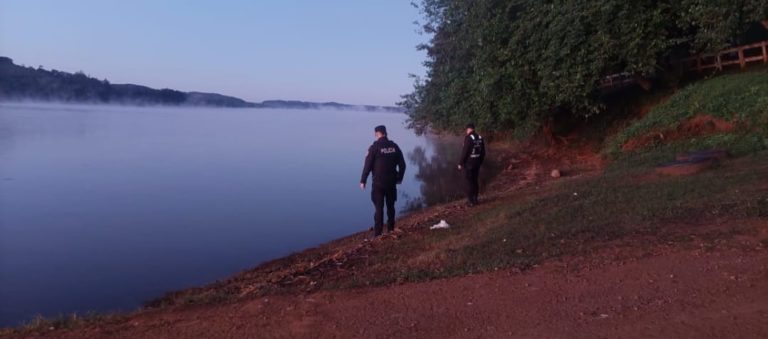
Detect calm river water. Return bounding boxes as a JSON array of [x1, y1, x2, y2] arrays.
[[0, 103, 494, 326]]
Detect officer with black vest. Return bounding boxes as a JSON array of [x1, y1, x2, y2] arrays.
[[360, 125, 406, 237], [458, 123, 486, 206]]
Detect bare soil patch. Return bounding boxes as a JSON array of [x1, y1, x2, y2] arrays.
[[622, 115, 736, 152]]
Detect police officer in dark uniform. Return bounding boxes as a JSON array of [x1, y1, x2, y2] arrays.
[[458, 123, 485, 206], [360, 125, 406, 237]]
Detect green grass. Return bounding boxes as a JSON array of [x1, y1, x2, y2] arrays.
[[606, 70, 768, 155], [439, 152, 766, 272], [319, 149, 768, 289], [607, 133, 768, 174]]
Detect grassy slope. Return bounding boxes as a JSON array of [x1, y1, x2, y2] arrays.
[[332, 153, 768, 289], [606, 69, 768, 156]]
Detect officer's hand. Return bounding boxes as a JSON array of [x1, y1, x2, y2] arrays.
[[359, 183, 366, 191]]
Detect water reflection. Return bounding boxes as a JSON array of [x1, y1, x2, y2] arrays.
[[403, 135, 501, 211]]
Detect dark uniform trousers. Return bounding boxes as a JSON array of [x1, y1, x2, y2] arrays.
[[465, 166, 480, 204], [361, 136, 406, 237], [459, 131, 485, 205], [371, 184, 397, 235]]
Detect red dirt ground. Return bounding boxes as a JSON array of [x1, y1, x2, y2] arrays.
[[622, 115, 736, 152]]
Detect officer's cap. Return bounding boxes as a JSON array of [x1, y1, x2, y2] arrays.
[[466, 123, 476, 129], [375, 125, 387, 135]]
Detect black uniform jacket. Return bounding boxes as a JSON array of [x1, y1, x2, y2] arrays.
[[459, 132, 486, 169], [360, 136, 406, 187]]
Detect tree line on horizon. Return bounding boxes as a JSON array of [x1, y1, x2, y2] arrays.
[[401, 0, 768, 137], [0, 56, 253, 107], [0, 57, 403, 112]]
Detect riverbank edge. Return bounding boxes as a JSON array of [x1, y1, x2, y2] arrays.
[[0, 140, 531, 333]]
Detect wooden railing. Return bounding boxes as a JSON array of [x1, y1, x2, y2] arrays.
[[599, 40, 768, 91], [681, 40, 768, 72], [598, 72, 636, 90]]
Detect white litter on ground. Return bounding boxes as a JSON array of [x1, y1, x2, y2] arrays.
[[430, 220, 451, 230]]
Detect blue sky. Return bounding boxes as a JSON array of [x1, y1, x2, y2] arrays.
[[0, 1, 426, 106]]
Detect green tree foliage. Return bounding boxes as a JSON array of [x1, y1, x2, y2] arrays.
[[402, 0, 768, 136]]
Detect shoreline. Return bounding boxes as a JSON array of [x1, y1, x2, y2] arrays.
[[0, 140, 529, 331], [143, 141, 534, 309]]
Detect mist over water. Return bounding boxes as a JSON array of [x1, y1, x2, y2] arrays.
[[0, 103, 482, 326]]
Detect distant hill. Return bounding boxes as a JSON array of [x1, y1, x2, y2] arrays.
[[0, 56, 402, 112]]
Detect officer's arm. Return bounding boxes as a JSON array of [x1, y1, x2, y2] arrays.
[[459, 136, 471, 166], [396, 145, 406, 184], [360, 145, 375, 184]]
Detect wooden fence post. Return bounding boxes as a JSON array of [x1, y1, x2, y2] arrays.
[[716, 54, 722, 70], [739, 48, 746, 68], [763, 41, 767, 64]]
